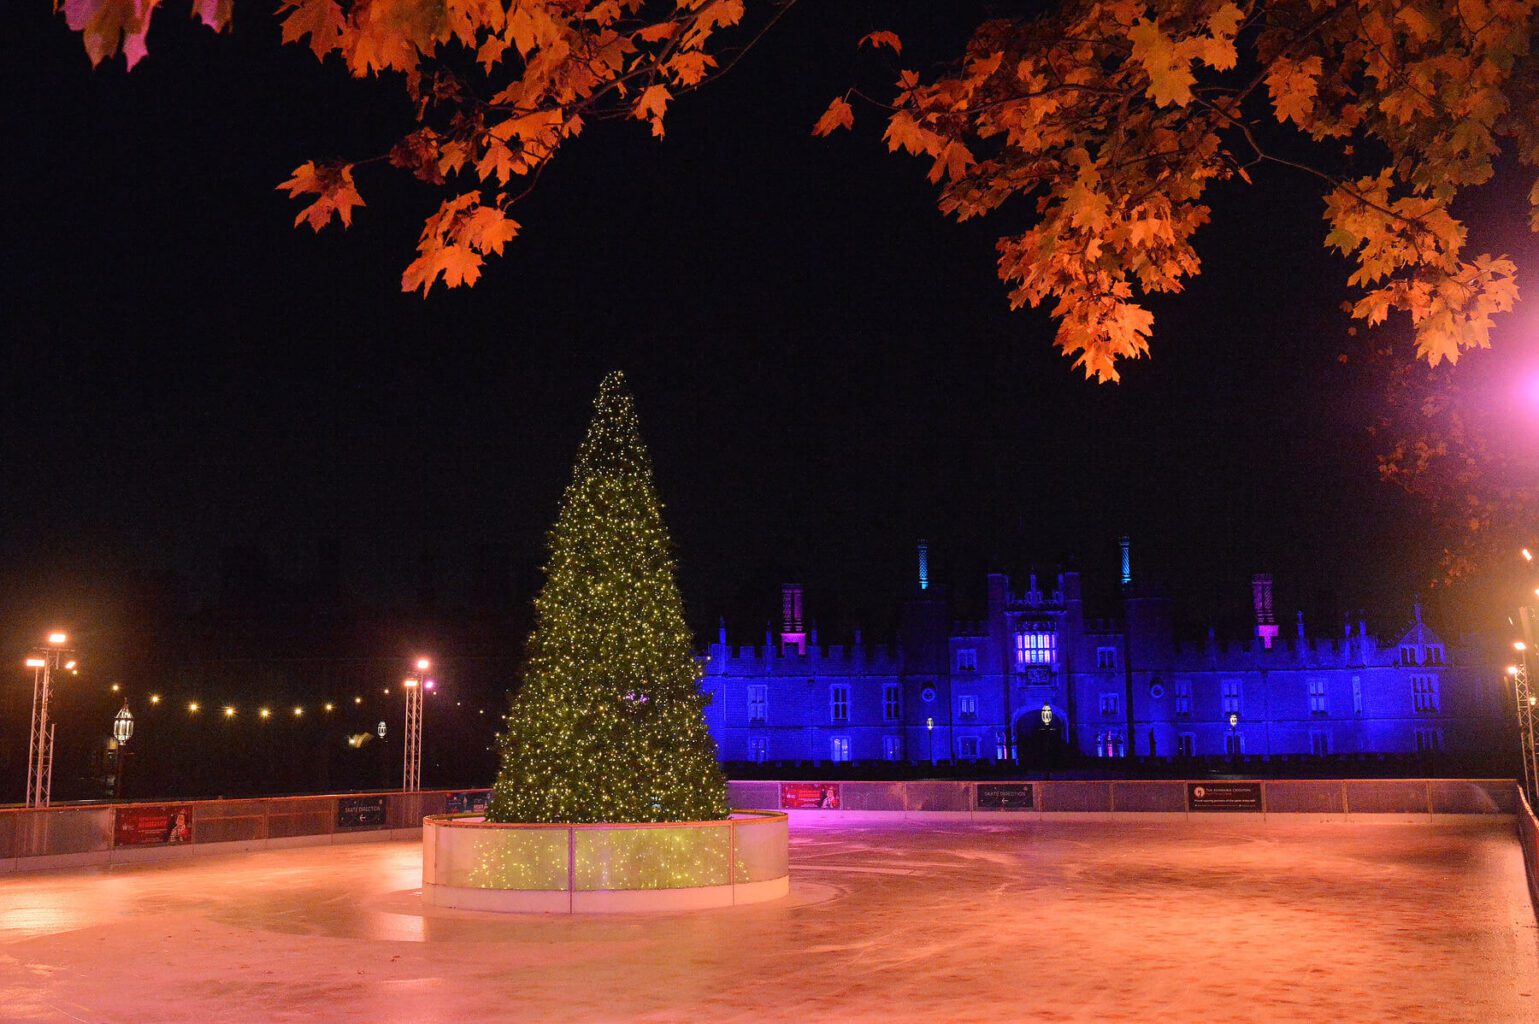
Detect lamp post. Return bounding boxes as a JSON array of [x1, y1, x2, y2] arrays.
[[926, 716, 935, 764], [402, 657, 431, 792], [113, 700, 134, 799], [25, 631, 75, 808], [1228, 711, 1240, 766]]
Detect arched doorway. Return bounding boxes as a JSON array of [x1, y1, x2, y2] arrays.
[[1014, 706, 1069, 768]]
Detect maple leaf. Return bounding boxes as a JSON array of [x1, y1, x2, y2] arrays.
[[189, 0, 232, 32], [633, 84, 672, 137], [811, 97, 854, 137], [1266, 56, 1322, 127], [636, 21, 677, 43], [278, 0, 346, 59], [277, 161, 365, 231], [666, 51, 718, 87], [859, 30, 902, 54], [63, 0, 157, 69], [1127, 19, 1195, 107]]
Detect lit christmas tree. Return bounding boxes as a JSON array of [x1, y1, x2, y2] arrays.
[[486, 371, 728, 823]]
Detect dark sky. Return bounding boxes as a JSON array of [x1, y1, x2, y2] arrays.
[[5, 1, 1536, 656]]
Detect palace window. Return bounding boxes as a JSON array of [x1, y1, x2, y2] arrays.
[[1097, 646, 1118, 670], [1352, 675, 1363, 716], [1176, 733, 1196, 758], [882, 735, 902, 761], [1174, 680, 1192, 717], [955, 648, 977, 672], [748, 737, 767, 763], [747, 684, 767, 724], [1014, 630, 1056, 669], [1309, 731, 1330, 756], [1400, 645, 1418, 665], [1308, 677, 1328, 716], [958, 694, 978, 720], [1414, 727, 1443, 753], [1425, 645, 1444, 665], [830, 736, 851, 762], [959, 736, 980, 758], [1411, 675, 1439, 714], [1222, 679, 1242, 715], [1224, 731, 1244, 756], [883, 683, 901, 722], [1095, 730, 1124, 758], [1099, 692, 1120, 717], [830, 685, 849, 722], [995, 730, 1008, 761]]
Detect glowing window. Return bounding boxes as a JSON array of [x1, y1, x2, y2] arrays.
[[830, 735, 851, 762], [958, 694, 978, 719], [882, 735, 902, 761], [1221, 679, 1241, 715], [747, 684, 767, 723], [1308, 677, 1328, 715], [1174, 680, 1192, 716], [882, 683, 901, 722], [995, 730, 1008, 760], [1014, 630, 1056, 669], [1099, 692, 1120, 717], [1096, 646, 1118, 670], [748, 737, 767, 763]]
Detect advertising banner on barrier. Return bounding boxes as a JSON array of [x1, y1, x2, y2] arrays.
[[446, 790, 491, 814], [1188, 782, 1263, 812], [976, 783, 1035, 810], [780, 782, 841, 809], [336, 795, 388, 829], [114, 805, 193, 847]]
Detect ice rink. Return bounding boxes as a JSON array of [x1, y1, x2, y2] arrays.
[[2, 818, 1536, 1023]]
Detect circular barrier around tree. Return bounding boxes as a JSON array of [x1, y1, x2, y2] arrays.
[[422, 809, 789, 913]]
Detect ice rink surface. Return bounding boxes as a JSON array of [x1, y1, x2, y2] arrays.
[[1, 818, 1536, 1023]]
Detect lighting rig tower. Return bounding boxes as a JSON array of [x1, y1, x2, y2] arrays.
[[25, 632, 76, 808], [1512, 646, 1538, 806], [402, 657, 433, 792]]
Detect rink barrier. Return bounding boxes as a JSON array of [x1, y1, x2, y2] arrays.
[[727, 777, 1519, 821], [421, 810, 791, 913], [1518, 787, 1539, 914], [0, 779, 1520, 873]]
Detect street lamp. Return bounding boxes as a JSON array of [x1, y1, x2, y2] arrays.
[[1040, 703, 1053, 726], [402, 657, 430, 792], [112, 700, 134, 799], [1228, 711, 1240, 763], [926, 716, 935, 764], [25, 631, 76, 808]]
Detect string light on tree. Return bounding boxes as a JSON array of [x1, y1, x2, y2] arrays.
[[486, 372, 728, 825]]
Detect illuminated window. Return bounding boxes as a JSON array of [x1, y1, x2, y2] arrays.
[[1308, 677, 1328, 715], [748, 737, 767, 763], [1174, 680, 1192, 717], [1414, 727, 1443, 753], [1014, 630, 1056, 669], [959, 736, 980, 758], [1095, 730, 1124, 757], [830, 735, 851, 762], [882, 735, 902, 761], [747, 684, 767, 723], [1224, 732, 1243, 756], [882, 683, 901, 722], [1099, 692, 1120, 717], [1411, 675, 1439, 714], [955, 648, 977, 672], [1176, 733, 1196, 758], [959, 694, 978, 720], [1096, 646, 1118, 670], [1222, 679, 1242, 715], [1309, 731, 1330, 756], [830, 685, 849, 722], [994, 730, 1008, 760]]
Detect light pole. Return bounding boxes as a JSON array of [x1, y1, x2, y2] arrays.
[[1228, 711, 1240, 765], [402, 657, 432, 792], [1511, 646, 1538, 806], [25, 632, 75, 808], [926, 716, 934, 764], [113, 700, 134, 799]]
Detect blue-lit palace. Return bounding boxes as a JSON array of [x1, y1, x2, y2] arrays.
[[699, 542, 1507, 764]]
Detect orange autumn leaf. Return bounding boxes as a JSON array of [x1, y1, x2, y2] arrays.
[[277, 161, 365, 231], [811, 97, 854, 137], [859, 30, 901, 54]]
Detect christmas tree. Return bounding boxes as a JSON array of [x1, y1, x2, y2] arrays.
[[485, 372, 728, 823]]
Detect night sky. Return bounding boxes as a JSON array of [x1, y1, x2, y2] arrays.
[[5, 0, 1537, 665]]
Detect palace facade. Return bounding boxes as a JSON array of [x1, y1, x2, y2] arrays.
[[699, 543, 1508, 764]]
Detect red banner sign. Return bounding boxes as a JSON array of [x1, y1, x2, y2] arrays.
[[114, 805, 194, 847], [780, 782, 841, 809]]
